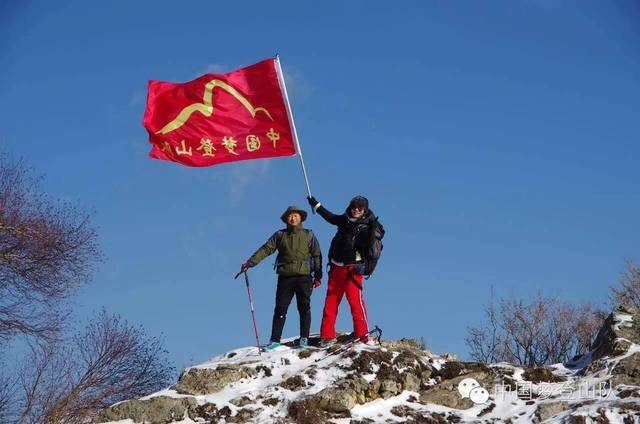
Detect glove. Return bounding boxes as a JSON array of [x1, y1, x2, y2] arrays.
[[313, 279, 321, 288], [241, 261, 252, 272], [307, 196, 319, 208]]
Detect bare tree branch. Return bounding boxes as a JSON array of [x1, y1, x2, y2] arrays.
[[466, 294, 605, 367], [610, 261, 640, 309], [10, 312, 173, 424], [0, 153, 101, 344]]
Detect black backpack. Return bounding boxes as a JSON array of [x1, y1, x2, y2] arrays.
[[363, 219, 385, 277]]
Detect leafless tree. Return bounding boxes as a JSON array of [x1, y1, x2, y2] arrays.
[[465, 296, 509, 363], [466, 294, 605, 367], [0, 154, 100, 343], [15, 311, 173, 424], [610, 261, 640, 309], [0, 358, 16, 424], [1, 155, 173, 423]]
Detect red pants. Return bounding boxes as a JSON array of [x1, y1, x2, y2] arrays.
[[320, 264, 369, 340]]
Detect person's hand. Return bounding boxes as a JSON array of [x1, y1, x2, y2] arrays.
[[313, 279, 321, 288], [241, 261, 252, 272], [307, 196, 319, 208]]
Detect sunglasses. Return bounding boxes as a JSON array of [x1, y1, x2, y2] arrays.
[[351, 205, 366, 211]]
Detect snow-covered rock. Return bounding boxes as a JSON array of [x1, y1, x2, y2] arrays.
[[95, 314, 640, 423]]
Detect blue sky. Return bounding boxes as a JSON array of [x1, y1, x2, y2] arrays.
[[2, 1, 639, 369]]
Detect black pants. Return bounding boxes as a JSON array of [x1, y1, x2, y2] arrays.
[[270, 275, 313, 342]]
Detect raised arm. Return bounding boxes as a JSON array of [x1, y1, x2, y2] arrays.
[[307, 196, 344, 226]]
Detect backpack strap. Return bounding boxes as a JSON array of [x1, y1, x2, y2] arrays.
[[276, 228, 314, 249], [273, 230, 285, 270], [305, 229, 315, 252]]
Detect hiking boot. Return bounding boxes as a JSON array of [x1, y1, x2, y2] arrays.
[[298, 337, 308, 348], [264, 341, 282, 350], [319, 338, 337, 348]]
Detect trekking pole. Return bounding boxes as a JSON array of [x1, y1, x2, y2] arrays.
[[234, 270, 262, 355]]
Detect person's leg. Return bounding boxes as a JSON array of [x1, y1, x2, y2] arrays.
[[294, 276, 313, 338], [270, 276, 295, 342], [344, 268, 369, 340], [320, 265, 347, 339]]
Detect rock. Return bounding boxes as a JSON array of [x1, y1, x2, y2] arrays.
[[365, 379, 381, 401], [95, 396, 196, 424], [590, 307, 639, 362], [316, 388, 357, 412], [380, 379, 401, 398], [535, 401, 569, 422], [418, 369, 492, 410], [420, 387, 474, 410], [226, 407, 260, 423], [288, 397, 328, 424], [340, 375, 369, 404], [618, 388, 640, 398], [433, 361, 492, 381], [611, 352, 640, 387], [402, 372, 421, 392], [280, 375, 307, 391], [610, 338, 634, 356], [173, 365, 256, 395], [381, 338, 428, 353], [522, 367, 566, 383], [229, 395, 253, 407], [193, 403, 218, 421], [350, 349, 394, 374], [586, 307, 640, 388]]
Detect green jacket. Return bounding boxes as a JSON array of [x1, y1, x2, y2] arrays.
[[249, 224, 322, 279]]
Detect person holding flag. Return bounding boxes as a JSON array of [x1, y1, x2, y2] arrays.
[[240, 206, 322, 350], [307, 195, 380, 347], [142, 57, 322, 350]]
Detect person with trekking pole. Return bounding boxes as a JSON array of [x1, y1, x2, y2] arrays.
[[306, 195, 384, 347], [240, 206, 322, 350]]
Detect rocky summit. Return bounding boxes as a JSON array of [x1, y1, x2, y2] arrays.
[[96, 309, 640, 423]]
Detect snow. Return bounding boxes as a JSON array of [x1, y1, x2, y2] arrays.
[[613, 313, 633, 331], [100, 334, 640, 424]]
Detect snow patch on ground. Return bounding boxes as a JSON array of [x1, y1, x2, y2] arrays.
[[613, 313, 633, 331]]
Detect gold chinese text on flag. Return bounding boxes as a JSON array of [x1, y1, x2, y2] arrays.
[[143, 58, 296, 167]]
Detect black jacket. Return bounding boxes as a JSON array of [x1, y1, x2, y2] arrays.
[[317, 205, 377, 265]]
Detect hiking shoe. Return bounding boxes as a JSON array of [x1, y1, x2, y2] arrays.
[[319, 338, 337, 348], [298, 337, 308, 348], [264, 341, 282, 350]]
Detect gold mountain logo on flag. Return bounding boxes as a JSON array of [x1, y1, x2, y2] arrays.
[[156, 79, 274, 135]]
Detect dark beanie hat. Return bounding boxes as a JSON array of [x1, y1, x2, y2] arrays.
[[348, 195, 369, 211]]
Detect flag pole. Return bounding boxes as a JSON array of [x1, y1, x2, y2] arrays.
[[274, 55, 313, 199]]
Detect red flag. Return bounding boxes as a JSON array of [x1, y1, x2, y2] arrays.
[[143, 58, 296, 167]]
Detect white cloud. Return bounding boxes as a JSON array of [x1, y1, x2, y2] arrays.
[[227, 159, 271, 200], [203, 63, 231, 75], [129, 90, 146, 108], [281, 67, 313, 100]]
